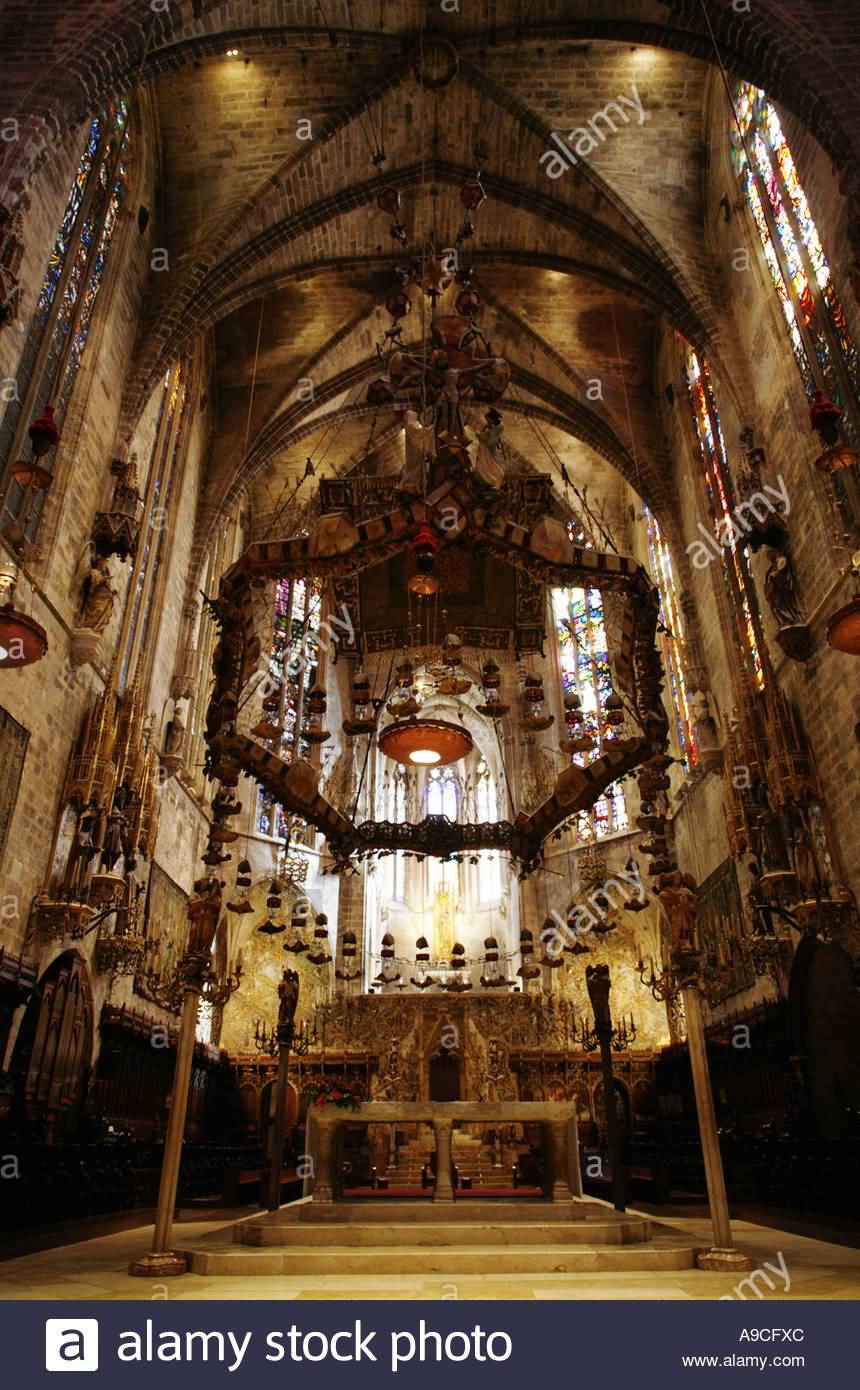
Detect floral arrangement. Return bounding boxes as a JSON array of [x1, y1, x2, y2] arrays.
[[304, 1075, 365, 1111]]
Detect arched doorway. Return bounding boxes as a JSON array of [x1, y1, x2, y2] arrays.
[[9, 951, 94, 1141], [790, 937, 860, 1136], [428, 1051, 461, 1101]]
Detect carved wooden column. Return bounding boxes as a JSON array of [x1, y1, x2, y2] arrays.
[[432, 1118, 455, 1202]]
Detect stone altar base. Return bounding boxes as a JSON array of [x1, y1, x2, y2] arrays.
[[179, 1200, 698, 1276]]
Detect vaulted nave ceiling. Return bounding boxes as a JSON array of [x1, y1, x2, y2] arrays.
[[18, 0, 838, 548]]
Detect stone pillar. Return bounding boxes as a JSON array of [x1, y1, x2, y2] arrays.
[[432, 1118, 455, 1202], [314, 1120, 336, 1203], [546, 1120, 572, 1202]]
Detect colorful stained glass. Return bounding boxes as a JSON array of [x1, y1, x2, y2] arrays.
[[685, 347, 765, 690], [552, 585, 627, 842], [1, 103, 129, 545], [643, 506, 697, 768], [732, 81, 860, 419]]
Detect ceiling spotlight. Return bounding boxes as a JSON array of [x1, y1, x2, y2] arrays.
[[225, 48, 240, 57]]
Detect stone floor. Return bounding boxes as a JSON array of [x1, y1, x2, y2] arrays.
[[1, 1204, 859, 1300]]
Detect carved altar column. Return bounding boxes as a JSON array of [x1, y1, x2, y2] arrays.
[[314, 1120, 336, 1203], [432, 1118, 455, 1202], [546, 1120, 572, 1202]]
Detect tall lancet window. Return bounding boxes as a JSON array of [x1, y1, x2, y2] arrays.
[[474, 756, 501, 902], [0, 101, 130, 541], [426, 765, 460, 900], [553, 586, 627, 842], [732, 83, 860, 422], [684, 346, 765, 691], [257, 575, 322, 837], [643, 506, 697, 769]]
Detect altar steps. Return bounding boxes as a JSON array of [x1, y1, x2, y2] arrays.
[[180, 1201, 698, 1277]]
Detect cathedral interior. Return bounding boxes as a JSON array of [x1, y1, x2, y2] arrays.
[[1, 0, 860, 1301]]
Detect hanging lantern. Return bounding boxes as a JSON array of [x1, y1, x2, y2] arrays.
[[385, 287, 411, 320], [262, 683, 282, 714], [517, 927, 540, 981], [307, 911, 332, 965], [520, 674, 554, 732], [283, 898, 310, 953], [454, 287, 481, 318], [476, 658, 509, 718], [227, 858, 254, 914], [460, 177, 486, 212], [304, 686, 330, 744], [408, 522, 440, 595], [343, 669, 376, 735], [374, 931, 402, 986], [0, 562, 48, 667], [258, 877, 287, 935], [564, 690, 583, 725], [342, 929, 357, 960], [376, 185, 401, 216], [605, 691, 625, 727], [442, 941, 471, 991], [28, 403, 60, 458], [411, 935, 434, 989]]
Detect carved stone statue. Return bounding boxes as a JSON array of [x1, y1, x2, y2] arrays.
[[79, 553, 116, 633], [164, 696, 188, 756], [277, 968, 300, 1037], [99, 782, 130, 873], [62, 799, 104, 900], [764, 552, 801, 627]]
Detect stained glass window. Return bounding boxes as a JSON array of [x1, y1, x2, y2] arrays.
[[732, 83, 860, 466], [684, 346, 765, 690], [552, 586, 627, 842], [0, 100, 129, 540], [257, 575, 322, 837], [643, 506, 697, 769]]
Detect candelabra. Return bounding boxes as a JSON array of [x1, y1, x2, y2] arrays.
[[254, 1014, 317, 1057], [140, 949, 242, 1014], [573, 1012, 636, 1052], [129, 874, 241, 1279]]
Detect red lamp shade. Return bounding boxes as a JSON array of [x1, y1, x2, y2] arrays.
[[0, 605, 48, 666], [827, 597, 860, 655], [378, 717, 473, 768]]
